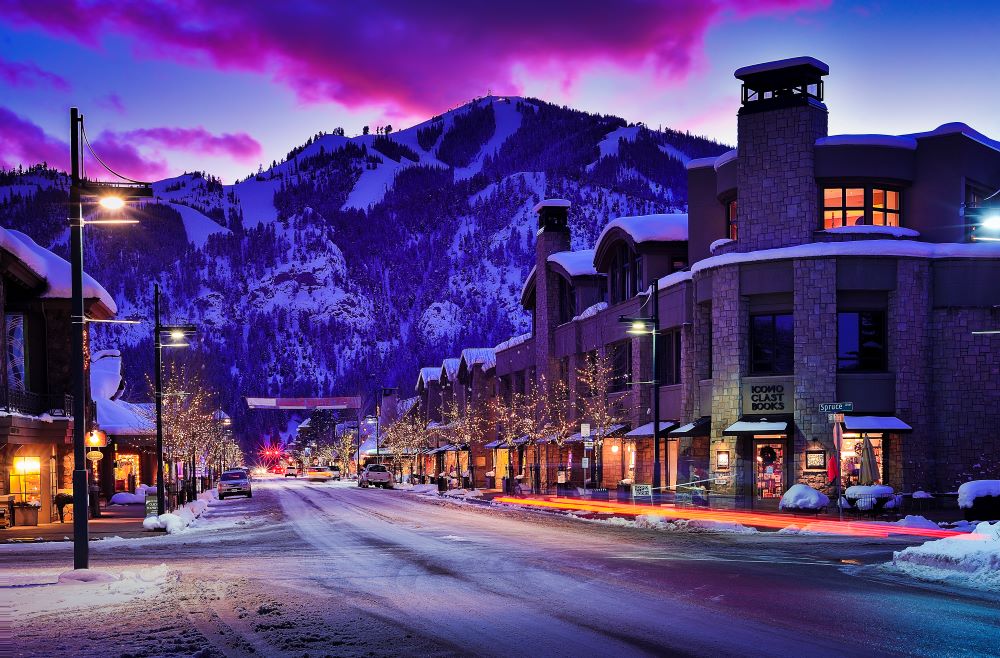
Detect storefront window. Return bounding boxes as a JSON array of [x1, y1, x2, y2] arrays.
[[840, 435, 884, 487], [750, 314, 794, 375], [838, 311, 888, 371], [5, 313, 27, 392], [10, 456, 41, 503], [754, 441, 785, 500]]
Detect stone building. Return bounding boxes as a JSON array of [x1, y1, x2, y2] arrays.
[[407, 55, 1000, 506]]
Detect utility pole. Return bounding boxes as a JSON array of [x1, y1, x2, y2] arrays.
[[651, 279, 662, 499], [154, 283, 165, 515], [69, 107, 89, 570]]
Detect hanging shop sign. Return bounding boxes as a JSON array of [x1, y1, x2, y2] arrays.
[[741, 378, 793, 415], [86, 450, 103, 461]]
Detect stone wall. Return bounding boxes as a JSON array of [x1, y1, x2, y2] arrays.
[[736, 104, 827, 253], [710, 266, 746, 498], [792, 259, 838, 492]]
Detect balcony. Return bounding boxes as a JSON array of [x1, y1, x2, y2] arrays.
[[0, 387, 73, 418]]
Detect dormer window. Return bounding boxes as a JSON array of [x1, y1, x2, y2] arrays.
[[823, 186, 901, 229]]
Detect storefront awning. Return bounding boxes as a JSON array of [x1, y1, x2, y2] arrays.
[[566, 424, 628, 442], [484, 439, 503, 449], [723, 418, 789, 436], [841, 416, 912, 433], [625, 421, 679, 439], [668, 416, 711, 438]]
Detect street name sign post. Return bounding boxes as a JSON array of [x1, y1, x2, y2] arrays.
[[821, 405, 851, 521], [819, 402, 854, 413]]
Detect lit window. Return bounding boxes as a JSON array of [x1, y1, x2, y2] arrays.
[[823, 186, 902, 228], [10, 456, 41, 503], [726, 199, 738, 241]]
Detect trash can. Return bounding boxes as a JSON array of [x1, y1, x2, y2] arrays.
[[13, 504, 39, 526], [486, 476, 495, 489], [437, 477, 448, 493]]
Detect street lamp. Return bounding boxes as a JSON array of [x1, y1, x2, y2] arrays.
[[152, 282, 197, 515], [69, 107, 151, 570], [619, 278, 663, 500]]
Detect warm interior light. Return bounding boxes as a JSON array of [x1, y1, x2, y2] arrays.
[[99, 196, 125, 211], [611, 444, 619, 454], [14, 456, 40, 475]]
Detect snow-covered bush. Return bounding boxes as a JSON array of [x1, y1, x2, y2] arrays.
[[891, 521, 1000, 590], [779, 483, 829, 511], [957, 480, 1000, 509]]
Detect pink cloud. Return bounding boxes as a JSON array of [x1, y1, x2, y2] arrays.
[[123, 127, 262, 161], [0, 57, 69, 91], [0, 106, 258, 179], [0, 0, 831, 116]]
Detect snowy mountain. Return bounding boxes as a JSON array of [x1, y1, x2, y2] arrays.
[[0, 96, 728, 441]]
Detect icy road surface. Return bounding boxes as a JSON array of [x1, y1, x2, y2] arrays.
[[4, 478, 1000, 657]]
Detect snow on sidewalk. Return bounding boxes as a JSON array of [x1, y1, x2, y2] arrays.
[[888, 521, 1000, 590], [7, 564, 173, 616], [143, 489, 217, 534], [570, 512, 759, 535]]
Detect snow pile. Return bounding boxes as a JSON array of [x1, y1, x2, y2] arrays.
[[143, 490, 215, 534], [957, 480, 1000, 509], [779, 484, 830, 511], [14, 564, 172, 616], [442, 489, 484, 499], [577, 513, 758, 535], [110, 484, 157, 505], [404, 484, 442, 495], [912, 491, 934, 499], [845, 484, 896, 511], [891, 515, 940, 530], [890, 521, 1000, 591]]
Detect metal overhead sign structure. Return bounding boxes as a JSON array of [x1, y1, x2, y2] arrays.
[[245, 397, 362, 411]]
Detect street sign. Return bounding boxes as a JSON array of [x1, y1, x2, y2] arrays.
[[819, 402, 854, 413], [581, 423, 591, 438], [631, 484, 652, 498], [583, 440, 594, 449], [581, 457, 590, 469]]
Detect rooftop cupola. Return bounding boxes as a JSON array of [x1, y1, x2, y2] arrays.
[[533, 198, 570, 234], [735, 56, 829, 115]]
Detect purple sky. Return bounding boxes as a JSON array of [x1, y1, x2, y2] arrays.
[[2, 0, 998, 182]]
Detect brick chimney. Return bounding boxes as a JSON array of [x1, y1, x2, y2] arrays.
[[532, 198, 571, 395], [735, 56, 830, 252]]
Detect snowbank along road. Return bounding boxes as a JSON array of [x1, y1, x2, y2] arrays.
[[3, 478, 999, 657]]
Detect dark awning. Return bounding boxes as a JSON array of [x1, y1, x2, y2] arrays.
[[723, 417, 789, 436], [841, 416, 912, 433], [484, 439, 503, 449], [625, 421, 679, 439], [668, 416, 711, 438], [566, 423, 628, 442]]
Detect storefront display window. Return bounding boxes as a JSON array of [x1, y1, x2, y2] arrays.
[[840, 435, 884, 487], [755, 441, 784, 499], [10, 456, 41, 503]]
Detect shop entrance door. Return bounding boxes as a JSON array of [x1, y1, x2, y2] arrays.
[[753, 439, 786, 503]]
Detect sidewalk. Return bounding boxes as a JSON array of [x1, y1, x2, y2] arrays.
[[0, 503, 149, 543]]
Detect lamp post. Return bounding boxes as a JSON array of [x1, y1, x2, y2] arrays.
[[69, 107, 150, 569], [620, 278, 663, 499], [152, 282, 197, 514]]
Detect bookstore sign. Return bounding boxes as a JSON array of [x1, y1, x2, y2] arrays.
[[741, 378, 794, 415]]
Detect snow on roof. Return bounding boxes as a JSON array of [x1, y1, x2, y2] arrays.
[[685, 156, 718, 170], [6, 229, 117, 313], [596, 214, 688, 250], [654, 269, 693, 291], [724, 419, 788, 434], [417, 367, 441, 389], [520, 264, 536, 304], [734, 56, 829, 79], [90, 350, 124, 400], [572, 301, 607, 321], [460, 348, 496, 372], [397, 396, 418, 415], [816, 135, 918, 150], [495, 332, 531, 352], [532, 198, 571, 213], [440, 358, 461, 382], [90, 350, 154, 435], [625, 421, 679, 438], [823, 225, 919, 238], [710, 238, 735, 254], [714, 149, 738, 170], [548, 249, 598, 277], [690, 239, 1000, 276], [907, 122, 1000, 154]]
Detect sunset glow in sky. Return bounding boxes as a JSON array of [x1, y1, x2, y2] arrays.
[[2, 0, 998, 182]]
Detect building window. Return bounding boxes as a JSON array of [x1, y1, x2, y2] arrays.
[[837, 311, 887, 372], [5, 313, 27, 392], [10, 456, 41, 503], [726, 198, 738, 241], [557, 276, 576, 324], [750, 314, 793, 375], [609, 341, 632, 392], [609, 243, 641, 305], [656, 329, 683, 385], [823, 186, 901, 228]]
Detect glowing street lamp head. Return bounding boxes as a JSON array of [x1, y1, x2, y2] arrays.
[[170, 329, 185, 341], [982, 214, 1000, 231], [98, 196, 125, 211]]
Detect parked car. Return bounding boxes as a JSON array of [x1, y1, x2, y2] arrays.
[[285, 465, 299, 478], [218, 470, 252, 499], [359, 464, 393, 488], [330, 465, 342, 481], [304, 466, 334, 481]]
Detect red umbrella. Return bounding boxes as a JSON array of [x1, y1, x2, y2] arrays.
[[827, 454, 839, 484]]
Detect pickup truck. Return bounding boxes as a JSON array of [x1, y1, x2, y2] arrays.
[[358, 464, 393, 488]]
